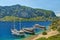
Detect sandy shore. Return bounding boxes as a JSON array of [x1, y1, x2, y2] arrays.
[[25, 30, 59, 40]]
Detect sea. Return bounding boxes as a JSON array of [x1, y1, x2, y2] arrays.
[[0, 21, 51, 40]]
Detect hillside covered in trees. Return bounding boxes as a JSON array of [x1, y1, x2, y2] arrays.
[[0, 4, 56, 21]]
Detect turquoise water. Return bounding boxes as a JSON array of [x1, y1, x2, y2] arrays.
[[0, 21, 51, 40]]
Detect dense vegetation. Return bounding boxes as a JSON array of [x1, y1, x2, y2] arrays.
[[50, 19, 60, 31], [0, 4, 56, 21], [0, 16, 57, 21]]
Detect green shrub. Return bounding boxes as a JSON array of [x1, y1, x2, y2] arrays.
[[57, 27, 60, 32], [42, 31, 47, 35], [51, 26, 57, 31]]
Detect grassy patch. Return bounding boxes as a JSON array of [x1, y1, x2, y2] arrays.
[[37, 34, 60, 40]]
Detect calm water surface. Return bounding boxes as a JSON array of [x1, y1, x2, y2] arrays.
[[0, 21, 51, 40]]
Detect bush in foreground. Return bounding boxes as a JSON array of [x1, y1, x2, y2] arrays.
[[42, 31, 47, 35], [57, 27, 60, 32]]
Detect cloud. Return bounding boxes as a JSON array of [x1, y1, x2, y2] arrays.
[[56, 13, 60, 16]]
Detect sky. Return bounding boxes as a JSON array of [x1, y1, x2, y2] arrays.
[[0, 0, 60, 16]]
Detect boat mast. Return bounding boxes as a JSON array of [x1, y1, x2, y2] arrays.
[[14, 16, 15, 29], [20, 17, 22, 30], [12, 13, 16, 29], [17, 15, 22, 30]]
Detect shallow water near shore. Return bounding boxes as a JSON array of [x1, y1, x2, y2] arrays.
[[0, 21, 51, 40]]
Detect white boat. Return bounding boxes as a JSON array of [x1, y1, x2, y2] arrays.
[[33, 24, 40, 28], [11, 16, 25, 36], [23, 28, 35, 34], [11, 29, 25, 36], [34, 24, 46, 30]]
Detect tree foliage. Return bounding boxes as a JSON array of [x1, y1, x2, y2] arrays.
[[0, 4, 56, 21]]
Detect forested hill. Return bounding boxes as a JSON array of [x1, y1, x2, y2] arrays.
[[0, 4, 56, 18], [0, 4, 56, 21]]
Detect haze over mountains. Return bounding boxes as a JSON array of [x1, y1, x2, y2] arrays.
[[56, 12, 60, 16]]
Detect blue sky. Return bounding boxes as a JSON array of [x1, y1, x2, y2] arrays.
[[0, 0, 60, 16]]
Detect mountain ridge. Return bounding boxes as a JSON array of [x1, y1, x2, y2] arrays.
[[0, 4, 56, 21], [0, 4, 56, 18]]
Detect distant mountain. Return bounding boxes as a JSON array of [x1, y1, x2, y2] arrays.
[[0, 4, 56, 18], [0, 4, 56, 21]]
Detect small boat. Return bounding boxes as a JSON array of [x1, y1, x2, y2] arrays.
[[11, 29, 25, 36], [34, 24, 46, 30], [33, 24, 40, 28], [11, 17, 25, 37], [23, 28, 35, 35]]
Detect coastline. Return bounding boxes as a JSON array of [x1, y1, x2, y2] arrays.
[[24, 30, 59, 40]]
